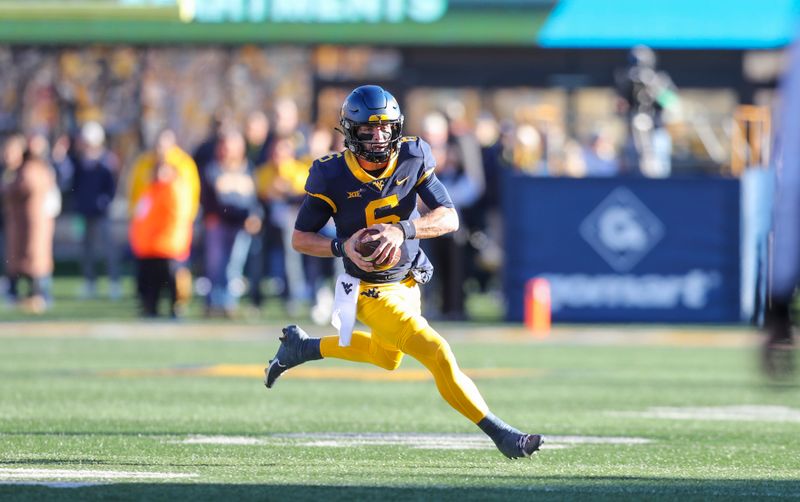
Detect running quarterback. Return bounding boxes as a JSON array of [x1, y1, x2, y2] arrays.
[[264, 85, 543, 459]]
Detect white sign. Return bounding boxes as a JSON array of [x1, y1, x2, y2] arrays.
[[543, 270, 722, 312], [579, 187, 664, 272]]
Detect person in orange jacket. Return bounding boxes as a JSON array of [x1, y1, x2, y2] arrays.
[[129, 155, 195, 318], [128, 129, 200, 314]]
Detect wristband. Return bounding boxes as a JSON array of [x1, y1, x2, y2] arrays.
[[331, 238, 344, 257], [396, 220, 417, 240]]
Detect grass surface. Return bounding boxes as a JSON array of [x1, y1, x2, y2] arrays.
[[1, 276, 292, 323], [0, 321, 798, 500], [0, 276, 505, 323]]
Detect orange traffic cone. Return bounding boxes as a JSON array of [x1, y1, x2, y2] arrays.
[[524, 278, 551, 337]]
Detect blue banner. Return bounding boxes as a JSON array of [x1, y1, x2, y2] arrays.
[[503, 175, 741, 323]]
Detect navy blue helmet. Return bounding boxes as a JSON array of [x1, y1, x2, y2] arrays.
[[339, 85, 404, 163]]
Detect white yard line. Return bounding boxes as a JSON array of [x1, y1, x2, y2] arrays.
[[0, 481, 104, 488], [166, 433, 651, 450], [169, 435, 266, 445], [609, 405, 800, 422], [0, 468, 197, 481]]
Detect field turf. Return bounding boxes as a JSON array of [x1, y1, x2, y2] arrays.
[[0, 320, 798, 501]]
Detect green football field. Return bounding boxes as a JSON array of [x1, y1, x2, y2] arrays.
[[0, 320, 798, 501]]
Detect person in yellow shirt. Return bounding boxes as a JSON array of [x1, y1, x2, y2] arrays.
[[128, 129, 200, 219], [127, 129, 200, 313], [254, 136, 311, 313], [255, 136, 308, 202], [129, 160, 195, 318]]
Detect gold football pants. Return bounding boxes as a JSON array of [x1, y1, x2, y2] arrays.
[[320, 278, 489, 423]]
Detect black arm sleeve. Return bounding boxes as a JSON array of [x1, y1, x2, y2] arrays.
[[417, 172, 454, 210], [295, 195, 334, 233]]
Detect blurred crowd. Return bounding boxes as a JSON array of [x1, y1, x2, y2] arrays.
[[0, 44, 703, 319], [0, 97, 513, 321]]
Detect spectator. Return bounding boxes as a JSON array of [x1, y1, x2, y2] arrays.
[[0, 143, 7, 299], [129, 157, 196, 318], [192, 110, 234, 183], [441, 101, 486, 199], [265, 97, 309, 158], [50, 134, 75, 207], [468, 112, 508, 293], [128, 129, 200, 218], [255, 135, 311, 316], [306, 126, 335, 162], [511, 123, 546, 174], [255, 98, 309, 310], [615, 45, 680, 178], [559, 138, 588, 178], [474, 112, 504, 215], [244, 110, 270, 166], [1, 133, 57, 313], [1, 134, 26, 305], [242, 110, 271, 310], [72, 121, 121, 299], [582, 131, 620, 177], [26, 132, 62, 220], [421, 112, 482, 320], [200, 127, 262, 317], [127, 129, 200, 314]]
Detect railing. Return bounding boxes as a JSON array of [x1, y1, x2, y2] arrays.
[[731, 105, 771, 176]]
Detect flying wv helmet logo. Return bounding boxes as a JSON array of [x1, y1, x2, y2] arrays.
[[579, 187, 664, 272], [341, 282, 353, 295], [371, 179, 386, 191]]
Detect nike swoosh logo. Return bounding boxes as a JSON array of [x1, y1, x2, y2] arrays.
[[268, 359, 286, 370], [265, 359, 286, 387], [396, 176, 410, 185]]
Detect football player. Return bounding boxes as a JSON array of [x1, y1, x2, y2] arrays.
[[264, 85, 543, 459]]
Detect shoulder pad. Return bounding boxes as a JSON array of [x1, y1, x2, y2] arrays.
[[311, 152, 345, 177], [398, 136, 425, 158]]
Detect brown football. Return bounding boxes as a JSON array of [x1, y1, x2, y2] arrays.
[[355, 228, 401, 269], [355, 228, 381, 259]]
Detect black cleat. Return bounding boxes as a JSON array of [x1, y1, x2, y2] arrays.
[[518, 433, 545, 458], [496, 432, 544, 459], [264, 325, 311, 389]]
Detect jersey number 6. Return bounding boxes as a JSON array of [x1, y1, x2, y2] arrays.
[[365, 195, 400, 227]]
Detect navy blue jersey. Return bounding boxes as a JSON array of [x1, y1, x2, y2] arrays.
[[295, 136, 453, 283]]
